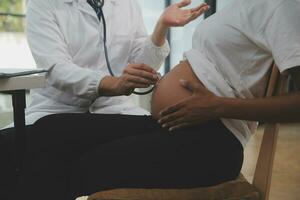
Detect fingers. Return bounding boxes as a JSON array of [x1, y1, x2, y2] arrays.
[[158, 110, 185, 125], [130, 63, 156, 73], [124, 80, 150, 90], [127, 82, 151, 89], [191, 3, 209, 12], [168, 123, 191, 131], [177, 0, 191, 8], [159, 113, 196, 132], [159, 101, 185, 117], [125, 75, 153, 86], [124, 68, 158, 83], [190, 7, 210, 21], [118, 63, 158, 95], [160, 117, 203, 132], [188, 3, 210, 22], [124, 64, 159, 82]]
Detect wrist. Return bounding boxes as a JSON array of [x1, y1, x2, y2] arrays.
[[152, 20, 169, 47], [98, 76, 118, 96], [213, 96, 229, 119], [157, 18, 169, 32]]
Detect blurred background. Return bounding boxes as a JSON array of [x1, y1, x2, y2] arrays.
[[0, 1, 299, 199]]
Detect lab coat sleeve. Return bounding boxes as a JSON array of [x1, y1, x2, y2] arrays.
[[264, 1, 300, 73], [26, 0, 105, 100], [128, 0, 170, 71]]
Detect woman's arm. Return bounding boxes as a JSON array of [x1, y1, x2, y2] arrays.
[[217, 87, 300, 123], [158, 67, 300, 131], [219, 67, 300, 123]]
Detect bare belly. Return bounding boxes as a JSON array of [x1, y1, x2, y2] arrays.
[[151, 60, 203, 119]]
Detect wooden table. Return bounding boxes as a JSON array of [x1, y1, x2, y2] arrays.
[[0, 74, 46, 175]]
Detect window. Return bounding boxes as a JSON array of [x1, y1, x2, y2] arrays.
[[169, 0, 205, 68], [0, 0, 33, 128], [137, 0, 165, 34], [0, 0, 34, 69]]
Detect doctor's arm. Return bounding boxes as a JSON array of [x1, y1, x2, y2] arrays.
[[152, 0, 210, 47], [27, 0, 156, 98], [26, 0, 104, 100], [129, 0, 209, 71], [158, 66, 300, 131]]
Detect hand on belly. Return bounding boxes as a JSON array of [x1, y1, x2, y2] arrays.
[[151, 60, 219, 131], [151, 60, 202, 119]]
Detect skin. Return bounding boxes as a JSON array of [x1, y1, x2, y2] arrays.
[[99, 0, 210, 97], [158, 67, 300, 131]]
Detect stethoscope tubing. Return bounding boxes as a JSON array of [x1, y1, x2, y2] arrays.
[[90, 0, 154, 95]]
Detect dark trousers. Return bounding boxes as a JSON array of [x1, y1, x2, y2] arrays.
[[1, 114, 243, 200]]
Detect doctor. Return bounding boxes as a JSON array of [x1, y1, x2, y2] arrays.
[[0, 0, 210, 200]]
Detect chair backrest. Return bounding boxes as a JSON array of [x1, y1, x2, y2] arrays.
[[252, 64, 289, 200]]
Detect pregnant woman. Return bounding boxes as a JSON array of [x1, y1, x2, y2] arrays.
[[70, 0, 300, 198], [16, 0, 300, 199]]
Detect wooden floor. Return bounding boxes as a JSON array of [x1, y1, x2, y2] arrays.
[[242, 123, 300, 200]]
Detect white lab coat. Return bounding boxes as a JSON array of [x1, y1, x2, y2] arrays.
[[24, 0, 170, 125]]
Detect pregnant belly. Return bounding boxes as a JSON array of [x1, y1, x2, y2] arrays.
[[151, 60, 203, 119]]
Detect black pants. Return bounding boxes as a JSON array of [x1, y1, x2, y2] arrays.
[[1, 114, 243, 200]]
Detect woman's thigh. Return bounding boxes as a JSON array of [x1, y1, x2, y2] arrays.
[[17, 114, 160, 200], [23, 114, 159, 185], [29, 113, 160, 153], [70, 120, 244, 198]]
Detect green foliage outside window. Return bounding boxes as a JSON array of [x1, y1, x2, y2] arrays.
[[0, 0, 24, 32]]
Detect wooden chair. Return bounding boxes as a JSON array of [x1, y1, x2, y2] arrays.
[[84, 64, 288, 200], [252, 64, 288, 200]]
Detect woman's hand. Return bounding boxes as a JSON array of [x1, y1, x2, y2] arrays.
[[158, 79, 220, 131], [99, 64, 159, 96], [160, 0, 210, 27]]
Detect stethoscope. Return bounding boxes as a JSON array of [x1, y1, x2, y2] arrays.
[[87, 0, 155, 95]]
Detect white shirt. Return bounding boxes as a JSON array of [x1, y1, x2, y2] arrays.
[[24, 0, 170, 125], [185, 0, 300, 147]]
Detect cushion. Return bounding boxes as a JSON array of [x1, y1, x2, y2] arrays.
[[87, 174, 260, 200]]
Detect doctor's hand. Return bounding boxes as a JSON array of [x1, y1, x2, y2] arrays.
[[98, 64, 159, 96], [152, 0, 209, 47], [158, 79, 220, 131], [160, 0, 210, 27]]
